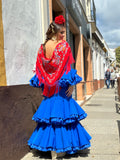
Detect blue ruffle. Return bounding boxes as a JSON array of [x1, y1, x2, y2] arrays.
[[29, 68, 82, 88], [59, 68, 82, 88], [29, 74, 44, 90], [29, 74, 40, 88], [28, 122, 91, 154], [32, 93, 87, 125]]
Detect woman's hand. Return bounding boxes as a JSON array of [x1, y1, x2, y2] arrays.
[[65, 85, 74, 97]]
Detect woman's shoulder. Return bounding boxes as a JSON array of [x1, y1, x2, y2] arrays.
[[43, 40, 69, 46], [62, 40, 69, 45], [61, 40, 71, 49]]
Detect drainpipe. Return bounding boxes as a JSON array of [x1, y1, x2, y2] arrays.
[[65, 8, 70, 43], [47, 0, 50, 25]]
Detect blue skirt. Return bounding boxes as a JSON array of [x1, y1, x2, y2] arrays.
[[28, 69, 91, 154]]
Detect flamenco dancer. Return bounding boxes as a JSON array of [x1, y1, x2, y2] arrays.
[[28, 15, 91, 160]]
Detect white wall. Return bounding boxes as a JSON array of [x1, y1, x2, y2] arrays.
[[101, 52, 105, 79], [92, 39, 106, 80], [2, 0, 43, 85]]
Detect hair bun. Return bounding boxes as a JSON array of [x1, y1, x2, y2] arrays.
[[55, 15, 65, 25]]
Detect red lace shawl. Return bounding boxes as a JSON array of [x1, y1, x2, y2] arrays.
[[36, 40, 75, 97]]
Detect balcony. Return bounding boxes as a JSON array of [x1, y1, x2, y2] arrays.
[[87, 0, 96, 33], [66, 0, 82, 26], [91, 0, 96, 23]]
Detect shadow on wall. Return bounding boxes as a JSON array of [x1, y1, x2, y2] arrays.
[[117, 121, 120, 141], [0, 85, 43, 160]]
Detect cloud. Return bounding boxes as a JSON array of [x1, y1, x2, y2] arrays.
[[94, 0, 120, 49]]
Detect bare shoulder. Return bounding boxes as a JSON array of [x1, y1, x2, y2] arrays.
[[45, 40, 56, 48], [45, 40, 65, 48]]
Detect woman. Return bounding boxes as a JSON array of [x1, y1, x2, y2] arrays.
[[28, 15, 91, 160], [110, 69, 116, 88]]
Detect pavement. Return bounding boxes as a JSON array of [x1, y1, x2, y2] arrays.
[[21, 86, 120, 160]]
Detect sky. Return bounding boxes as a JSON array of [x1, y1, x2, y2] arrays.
[[94, 0, 120, 49]]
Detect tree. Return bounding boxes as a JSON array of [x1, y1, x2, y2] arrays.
[[115, 46, 120, 63]]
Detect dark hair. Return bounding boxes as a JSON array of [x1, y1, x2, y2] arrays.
[[43, 21, 65, 52]]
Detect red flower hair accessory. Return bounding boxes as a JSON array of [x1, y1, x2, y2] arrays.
[[55, 15, 65, 25]]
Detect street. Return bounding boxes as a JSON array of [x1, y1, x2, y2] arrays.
[[21, 86, 120, 160]]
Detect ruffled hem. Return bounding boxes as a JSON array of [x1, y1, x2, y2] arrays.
[[28, 143, 91, 154], [59, 68, 82, 87], [32, 113, 87, 125], [28, 122, 91, 154], [32, 95, 87, 125]]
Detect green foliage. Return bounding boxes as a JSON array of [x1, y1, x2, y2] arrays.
[[115, 46, 120, 63]]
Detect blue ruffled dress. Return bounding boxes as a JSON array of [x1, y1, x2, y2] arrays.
[[28, 68, 91, 154]]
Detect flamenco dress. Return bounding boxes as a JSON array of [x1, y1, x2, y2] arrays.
[[28, 41, 91, 154]]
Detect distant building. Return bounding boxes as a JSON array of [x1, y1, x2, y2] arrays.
[[92, 28, 107, 90]]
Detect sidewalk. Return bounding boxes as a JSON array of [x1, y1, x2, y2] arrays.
[[21, 87, 120, 160]]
